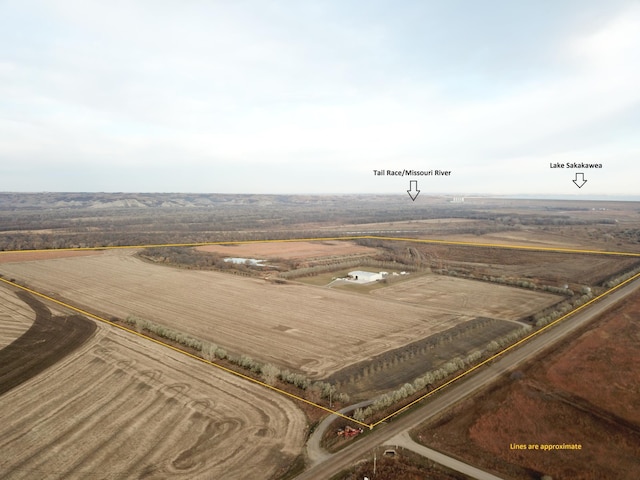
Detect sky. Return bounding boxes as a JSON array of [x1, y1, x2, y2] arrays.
[[1, 0, 639, 196]]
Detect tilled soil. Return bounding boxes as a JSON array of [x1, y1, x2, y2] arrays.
[[0, 251, 556, 379], [0, 290, 96, 396], [0, 300, 307, 480]]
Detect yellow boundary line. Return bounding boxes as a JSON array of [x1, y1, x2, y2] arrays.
[[369, 236, 640, 257], [0, 275, 370, 429], [1, 235, 640, 257], [369, 270, 640, 427], [0, 237, 367, 254], [1, 236, 639, 430]]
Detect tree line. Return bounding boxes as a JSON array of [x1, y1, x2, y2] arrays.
[[123, 315, 350, 406], [352, 324, 532, 423]]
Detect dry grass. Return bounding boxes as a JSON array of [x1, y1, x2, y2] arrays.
[[414, 289, 640, 480]]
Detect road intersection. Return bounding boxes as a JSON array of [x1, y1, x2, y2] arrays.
[[295, 275, 640, 479]]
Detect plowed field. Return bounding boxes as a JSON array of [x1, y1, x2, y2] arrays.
[[0, 289, 96, 396], [373, 275, 560, 321], [0, 288, 306, 480], [0, 249, 100, 264], [0, 251, 559, 379], [414, 243, 640, 286], [0, 287, 35, 349], [196, 240, 378, 260]]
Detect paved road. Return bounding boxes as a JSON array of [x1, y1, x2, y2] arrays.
[[295, 277, 640, 480], [307, 400, 372, 466], [388, 431, 504, 480]]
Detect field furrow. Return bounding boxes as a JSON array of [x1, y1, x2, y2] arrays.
[[0, 319, 306, 480], [0, 250, 558, 378], [6, 371, 149, 479], [116, 406, 206, 478], [0, 357, 112, 445], [57, 385, 182, 479], [0, 288, 35, 349], [373, 275, 561, 321]]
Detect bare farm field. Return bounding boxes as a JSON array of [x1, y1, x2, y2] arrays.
[[0, 289, 96, 397], [0, 288, 306, 480], [413, 287, 640, 480], [413, 243, 640, 287], [0, 249, 558, 381], [196, 240, 379, 261], [373, 275, 560, 321], [424, 229, 599, 249], [0, 287, 35, 349], [0, 249, 101, 264]]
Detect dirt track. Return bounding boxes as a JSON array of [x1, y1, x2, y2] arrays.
[[294, 275, 640, 480]]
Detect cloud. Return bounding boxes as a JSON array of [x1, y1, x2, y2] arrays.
[[0, 1, 638, 194]]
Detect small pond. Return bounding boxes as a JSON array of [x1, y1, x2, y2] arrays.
[[223, 257, 265, 266]]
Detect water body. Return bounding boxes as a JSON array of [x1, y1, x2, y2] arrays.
[[223, 257, 265, 266]]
